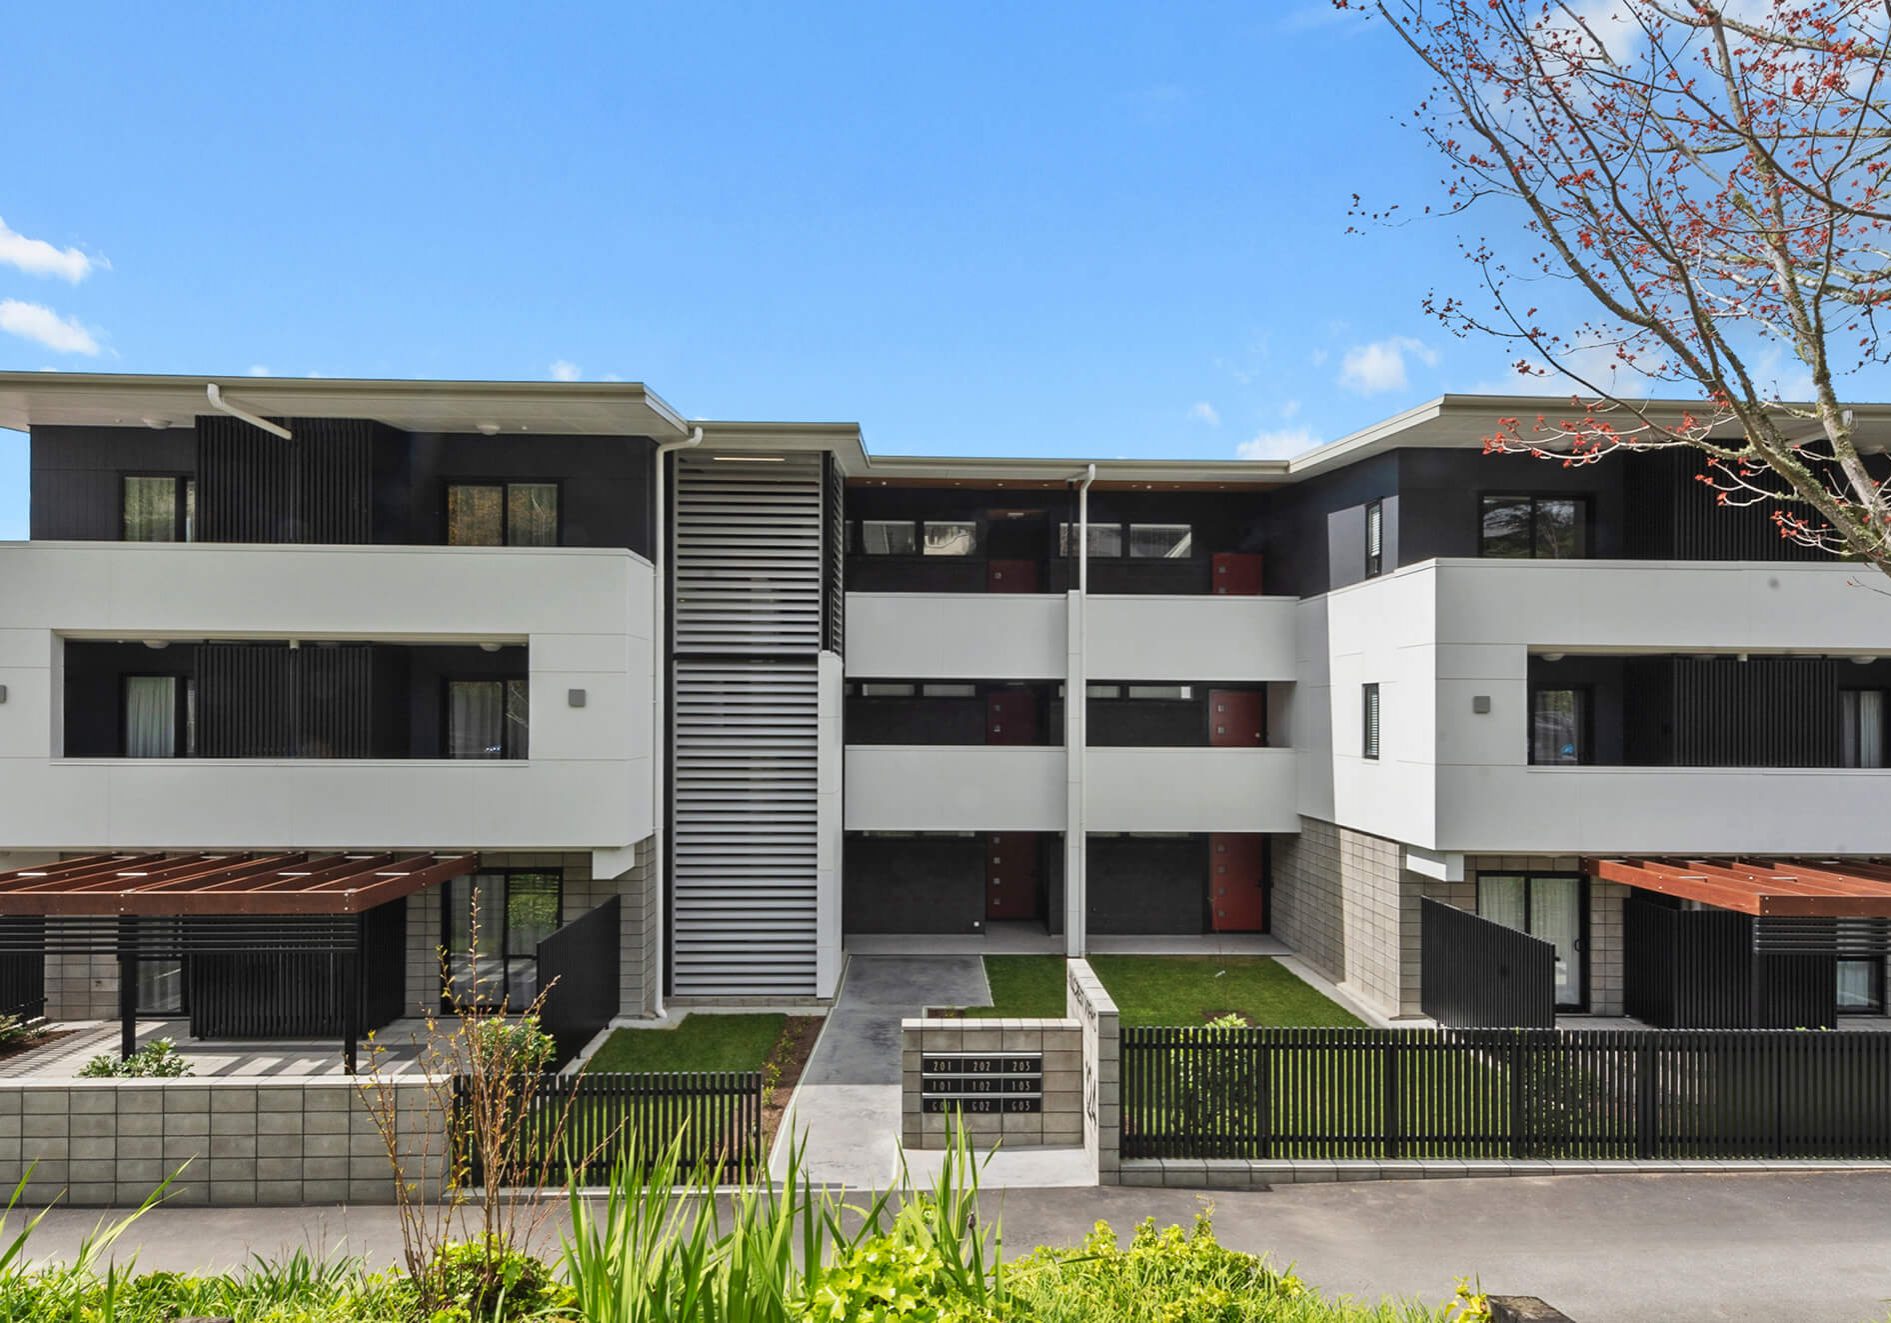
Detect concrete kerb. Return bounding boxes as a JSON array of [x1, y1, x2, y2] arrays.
[[1118, 1156, 1891, 1188]]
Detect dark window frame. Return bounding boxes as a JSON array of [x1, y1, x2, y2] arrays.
[[1477, 492, 1593, 560], [442, 675, 530, 759], [1362, 682, 1381, 760], [440, 867, 564, 1012], [1059, 521, 1127, 559], [1837, 956, 1886, 1015], [444, 479, 564, 547], [1364, 500, 1384, 578], [1126, 523, 1195, 560], [121, 473, 196, 543], [1840, 688, 1890, 768], [1529, 684, 1593, 766], [120, 673, 195, 758], [1474, 869, 1591, 1012]]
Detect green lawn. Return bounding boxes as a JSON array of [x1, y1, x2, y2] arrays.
[[584, 1012, 786, 1073], [966, 955, 1363, 1028]]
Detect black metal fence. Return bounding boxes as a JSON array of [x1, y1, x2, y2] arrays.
[[0, 919, 44, 1021], [536, 897, 620, 1067], [1122, 1025, 1891, 1161], [455, 1070, 763, 1186], [1624, 897, 1749, 1028], [1420, 898, 1555, 1028]]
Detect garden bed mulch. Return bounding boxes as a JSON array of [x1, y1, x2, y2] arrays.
[[760, 1015, 823, 1155]]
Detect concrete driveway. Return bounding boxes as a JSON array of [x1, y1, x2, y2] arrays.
[[12, 1171, 1891, 1320]]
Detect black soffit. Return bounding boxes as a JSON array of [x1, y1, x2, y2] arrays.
[[0, 852, 476, 917]]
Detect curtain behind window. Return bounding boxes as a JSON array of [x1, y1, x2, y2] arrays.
[[507, 484, 558, 546], [447, 485, 505, 546], [448, 680, 504, 758], [125, 676, 177, 757], [123, 477, 177, 542]]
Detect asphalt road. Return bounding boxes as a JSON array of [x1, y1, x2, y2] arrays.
[[14, 1171, 1891, 1322]]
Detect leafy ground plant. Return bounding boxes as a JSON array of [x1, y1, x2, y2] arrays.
[[77, 1038, 191, 1078]]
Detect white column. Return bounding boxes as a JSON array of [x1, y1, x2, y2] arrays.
[[1064, 589, 1086, 955]]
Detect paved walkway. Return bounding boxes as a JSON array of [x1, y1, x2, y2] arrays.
[[13, 1171, 1891, 1320], [0, 1019, 429, 1078], [773, 955, 990, 1189]]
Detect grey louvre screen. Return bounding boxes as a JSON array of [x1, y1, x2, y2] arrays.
[[668, 451, 829, 996], [673, 453, 825, 653]]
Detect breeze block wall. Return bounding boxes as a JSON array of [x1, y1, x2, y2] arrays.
[[1272, 818, 1417, 1016], [900, 1019, 1082, 1150], [0, 1077, 449, 1208]]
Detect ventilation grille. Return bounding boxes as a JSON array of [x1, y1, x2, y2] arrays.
[[673, 452, 825, 654], [670, 660, 819, 995]]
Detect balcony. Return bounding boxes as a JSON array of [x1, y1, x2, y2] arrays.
[[844, 591, 1297, 683], [0, 541, 652, 851], [1087, 747, 1298, 833], [843, 745, 1065, 831]]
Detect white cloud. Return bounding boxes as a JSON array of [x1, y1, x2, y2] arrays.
[[1188, 401, 1220, 426], [549, 360, 581, 382], [0, 218, 95, 282], [1339, 336, 1436, 394], [0, 300, 99, 354], [1237, 426, 1320, 461], [247, 364, 272, 377]]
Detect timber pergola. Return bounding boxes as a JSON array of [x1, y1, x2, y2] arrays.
[[1586, 857, 1891, 918], [0, 852, 476, 1070]]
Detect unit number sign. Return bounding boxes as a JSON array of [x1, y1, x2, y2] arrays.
[[919, 1052, 1043, 1113]]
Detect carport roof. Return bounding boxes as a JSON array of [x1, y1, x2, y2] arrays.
[[0, 852, 476, 916], [1587, 857, 1891, 918]]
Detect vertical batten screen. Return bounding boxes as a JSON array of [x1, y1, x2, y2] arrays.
[[196, 415, 373, 544], [669, 452, 828, 996]]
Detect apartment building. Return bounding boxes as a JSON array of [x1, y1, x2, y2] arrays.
[[0, 373, 1887, 1045]]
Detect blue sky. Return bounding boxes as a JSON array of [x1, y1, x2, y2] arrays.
[[0, 3, 1615, 536]]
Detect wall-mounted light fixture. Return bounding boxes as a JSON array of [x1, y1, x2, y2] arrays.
[[479, 642, 502, 653], [0, 685, 8, 704], [567, 689, 587, 708], [1472, 695, 1491, 714], [142, 640, 170, 651]]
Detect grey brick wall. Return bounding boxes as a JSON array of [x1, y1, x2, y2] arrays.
[[1067, 958, 1120, 1184], [1273, 819, 1417, 1017], [0, 1078, 448, 1207], [900, 1020, 1083, 1150], [45, 952, 118, 1022]]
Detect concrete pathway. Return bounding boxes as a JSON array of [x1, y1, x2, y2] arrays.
[[773, 955, 991, 1189], [0, 1019, 429, 1078], [14, 1171, 1891, 1320]]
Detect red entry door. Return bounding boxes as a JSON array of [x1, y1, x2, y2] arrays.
[[986, 688, 1037, 745], [1211, 552, 1263, 595], [987, 559, 1038, 593], [1210, 833, 1266, 932], [1208, 689, 1265, 747], [987, 833, 1040, 921]]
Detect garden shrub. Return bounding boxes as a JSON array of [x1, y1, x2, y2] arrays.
[[77, 1037, 191, 1078], [802, 1233, 1009, 1322], [427, 1235, 575, 1320]]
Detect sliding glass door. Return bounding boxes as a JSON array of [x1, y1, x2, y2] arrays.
[[1476, 872, 1588, 1010], [442, 871, 561, 1009]]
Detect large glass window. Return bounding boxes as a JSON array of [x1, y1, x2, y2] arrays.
[[1477, 872, 1587, 1009], [1531, 687, 1589, 765], [1059, 522, 1124, 557], [124, 675, 184, 757], [861, 520, 917, 554], [1838, 957, 1885, 1013], [1480, 495, 1589, 559], [123, 475, 193, 542], [444, 870, 561, 1008], [1128, 524, 1193, 559], [922, 521, 979, 556], [447, 482, 559, 546], [446, 678, 529, 759], [1841, 689, 1888, 768]]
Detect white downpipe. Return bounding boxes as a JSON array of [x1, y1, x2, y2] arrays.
[[205, 383, 293, 440], [1066, 464, 1096, 956], [650, 426, 703, 1017]]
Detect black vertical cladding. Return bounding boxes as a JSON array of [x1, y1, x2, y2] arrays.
[[197, 642, 373, 758], [196, 415, 374, 544], [186, 902, 407, 1039], [1419, 898, 1557, 1029], [28, 425, 198, 540], [1623, 448, 1834, 560]]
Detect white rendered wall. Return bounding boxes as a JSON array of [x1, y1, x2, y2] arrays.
[[1308, 558, 1891, 855], [0, 541, 654, 851], [845, 593, 1065, 679], [1087, 747, 1299, 833], [1086, 595, 1297, 681], [843, 746, 1066, 831]]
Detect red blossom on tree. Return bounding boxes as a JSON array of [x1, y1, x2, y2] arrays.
[[1339, 0, 1891, 574]]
